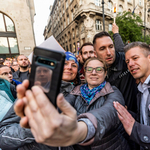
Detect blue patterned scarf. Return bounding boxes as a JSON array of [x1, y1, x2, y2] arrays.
[[80, 81, 106, 104]]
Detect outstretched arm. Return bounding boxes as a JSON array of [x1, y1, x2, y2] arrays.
[[15, 83, 88, 147]]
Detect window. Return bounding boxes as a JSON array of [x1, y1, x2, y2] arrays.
[[95, 20, 102, 31], [72, 29, 75, 38], [63, 5, 65, 14], [60, 11, 62, 18], [66, 0, 68, 9], [139, 0, 142, 6], [119, 5, 123, 13], [59, 1, 61, 6], [76, 27, 79, 37], [64, 20, 66, 28], [0, 13, 19, 57], [61, 23, 63, 31], [108, 2, 112, 10], [74, 5, 77, 12], [95, 0, 101, 6], [109, 24, 112, 31], [67, 16, 70, 25]]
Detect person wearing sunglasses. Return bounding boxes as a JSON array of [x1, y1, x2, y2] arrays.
[[14, 57, 131, 150]]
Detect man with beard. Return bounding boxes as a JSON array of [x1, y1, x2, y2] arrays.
[[12, 55, 30, 82], [78, 42, 96, 83]]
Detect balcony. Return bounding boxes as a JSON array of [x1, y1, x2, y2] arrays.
[[73, 3, 113, 21]]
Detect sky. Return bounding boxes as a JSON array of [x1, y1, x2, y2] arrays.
[[33, 0, 54, 46]]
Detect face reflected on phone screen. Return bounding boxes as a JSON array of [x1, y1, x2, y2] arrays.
[[34, 66, 52, 93]]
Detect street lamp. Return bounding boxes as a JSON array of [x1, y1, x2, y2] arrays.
[[102, 0, 105, 31], [144, 0, 146, 42]]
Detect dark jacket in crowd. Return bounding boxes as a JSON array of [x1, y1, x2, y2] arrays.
[[0, 81, 75, 150], [106, 33, 138, 113], [65, 82, 131, 150], [12, 69, 30, 83], [130, 86, 150, 150], [0, 103, 61, 150]]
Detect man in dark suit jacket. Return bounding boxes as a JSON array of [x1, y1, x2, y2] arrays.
[[114, 42, 150, 150]]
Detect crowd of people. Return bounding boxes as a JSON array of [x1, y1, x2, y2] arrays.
[[0, 23, 150, 150]]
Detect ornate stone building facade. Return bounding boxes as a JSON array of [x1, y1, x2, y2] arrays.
[[0, 0, 35, 58], [44, 0, 150, 53]]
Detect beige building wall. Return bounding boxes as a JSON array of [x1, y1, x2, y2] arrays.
[[44, 0, 150, 53], [0, 0, 35, 57]]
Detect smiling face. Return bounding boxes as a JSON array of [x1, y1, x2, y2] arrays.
[[94, 36, 116, 67], [85, 59, 106, 89], [62, 60, 78, 82], [125, 47, 150, 83]]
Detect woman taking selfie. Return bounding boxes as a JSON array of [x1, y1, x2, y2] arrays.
[[0, 52, 81, 150], [15, 57, 131, 150], [0, 52, 79, 150]]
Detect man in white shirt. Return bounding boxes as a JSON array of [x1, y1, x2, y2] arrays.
[[114, 42, 150, 150]]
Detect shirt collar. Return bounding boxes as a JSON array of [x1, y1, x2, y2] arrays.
[[138, 74, 150, 93]]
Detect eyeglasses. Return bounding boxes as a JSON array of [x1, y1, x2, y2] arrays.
[[85, 67, 104, 73]]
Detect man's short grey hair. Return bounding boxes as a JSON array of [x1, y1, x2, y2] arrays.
[[124, 42, 150, 57]]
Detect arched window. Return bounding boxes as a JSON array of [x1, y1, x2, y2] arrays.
[[119, 5, 123, 13], [0, 12, 19, 58], [95, 20, 102, 31]]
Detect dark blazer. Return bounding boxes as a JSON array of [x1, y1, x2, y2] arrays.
[[130, 87, 150, 150]]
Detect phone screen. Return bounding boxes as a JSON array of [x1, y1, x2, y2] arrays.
[[34, 66, 53, 93]]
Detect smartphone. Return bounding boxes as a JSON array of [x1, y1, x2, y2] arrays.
[[29, 46, 66, 107]]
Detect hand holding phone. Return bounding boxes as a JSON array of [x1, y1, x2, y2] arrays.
[[29, 46, 65, 107]]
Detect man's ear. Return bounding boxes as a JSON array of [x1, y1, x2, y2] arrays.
[[94, 51, 97, 58]]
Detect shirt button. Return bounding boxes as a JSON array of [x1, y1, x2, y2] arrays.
[[143, 136, 149, 142], [145, 146, 148, 149]]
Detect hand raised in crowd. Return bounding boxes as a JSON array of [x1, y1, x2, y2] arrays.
[[112, 23, 119, 34], [14, 81, 87, 146], [113, 101, 135, 136]]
